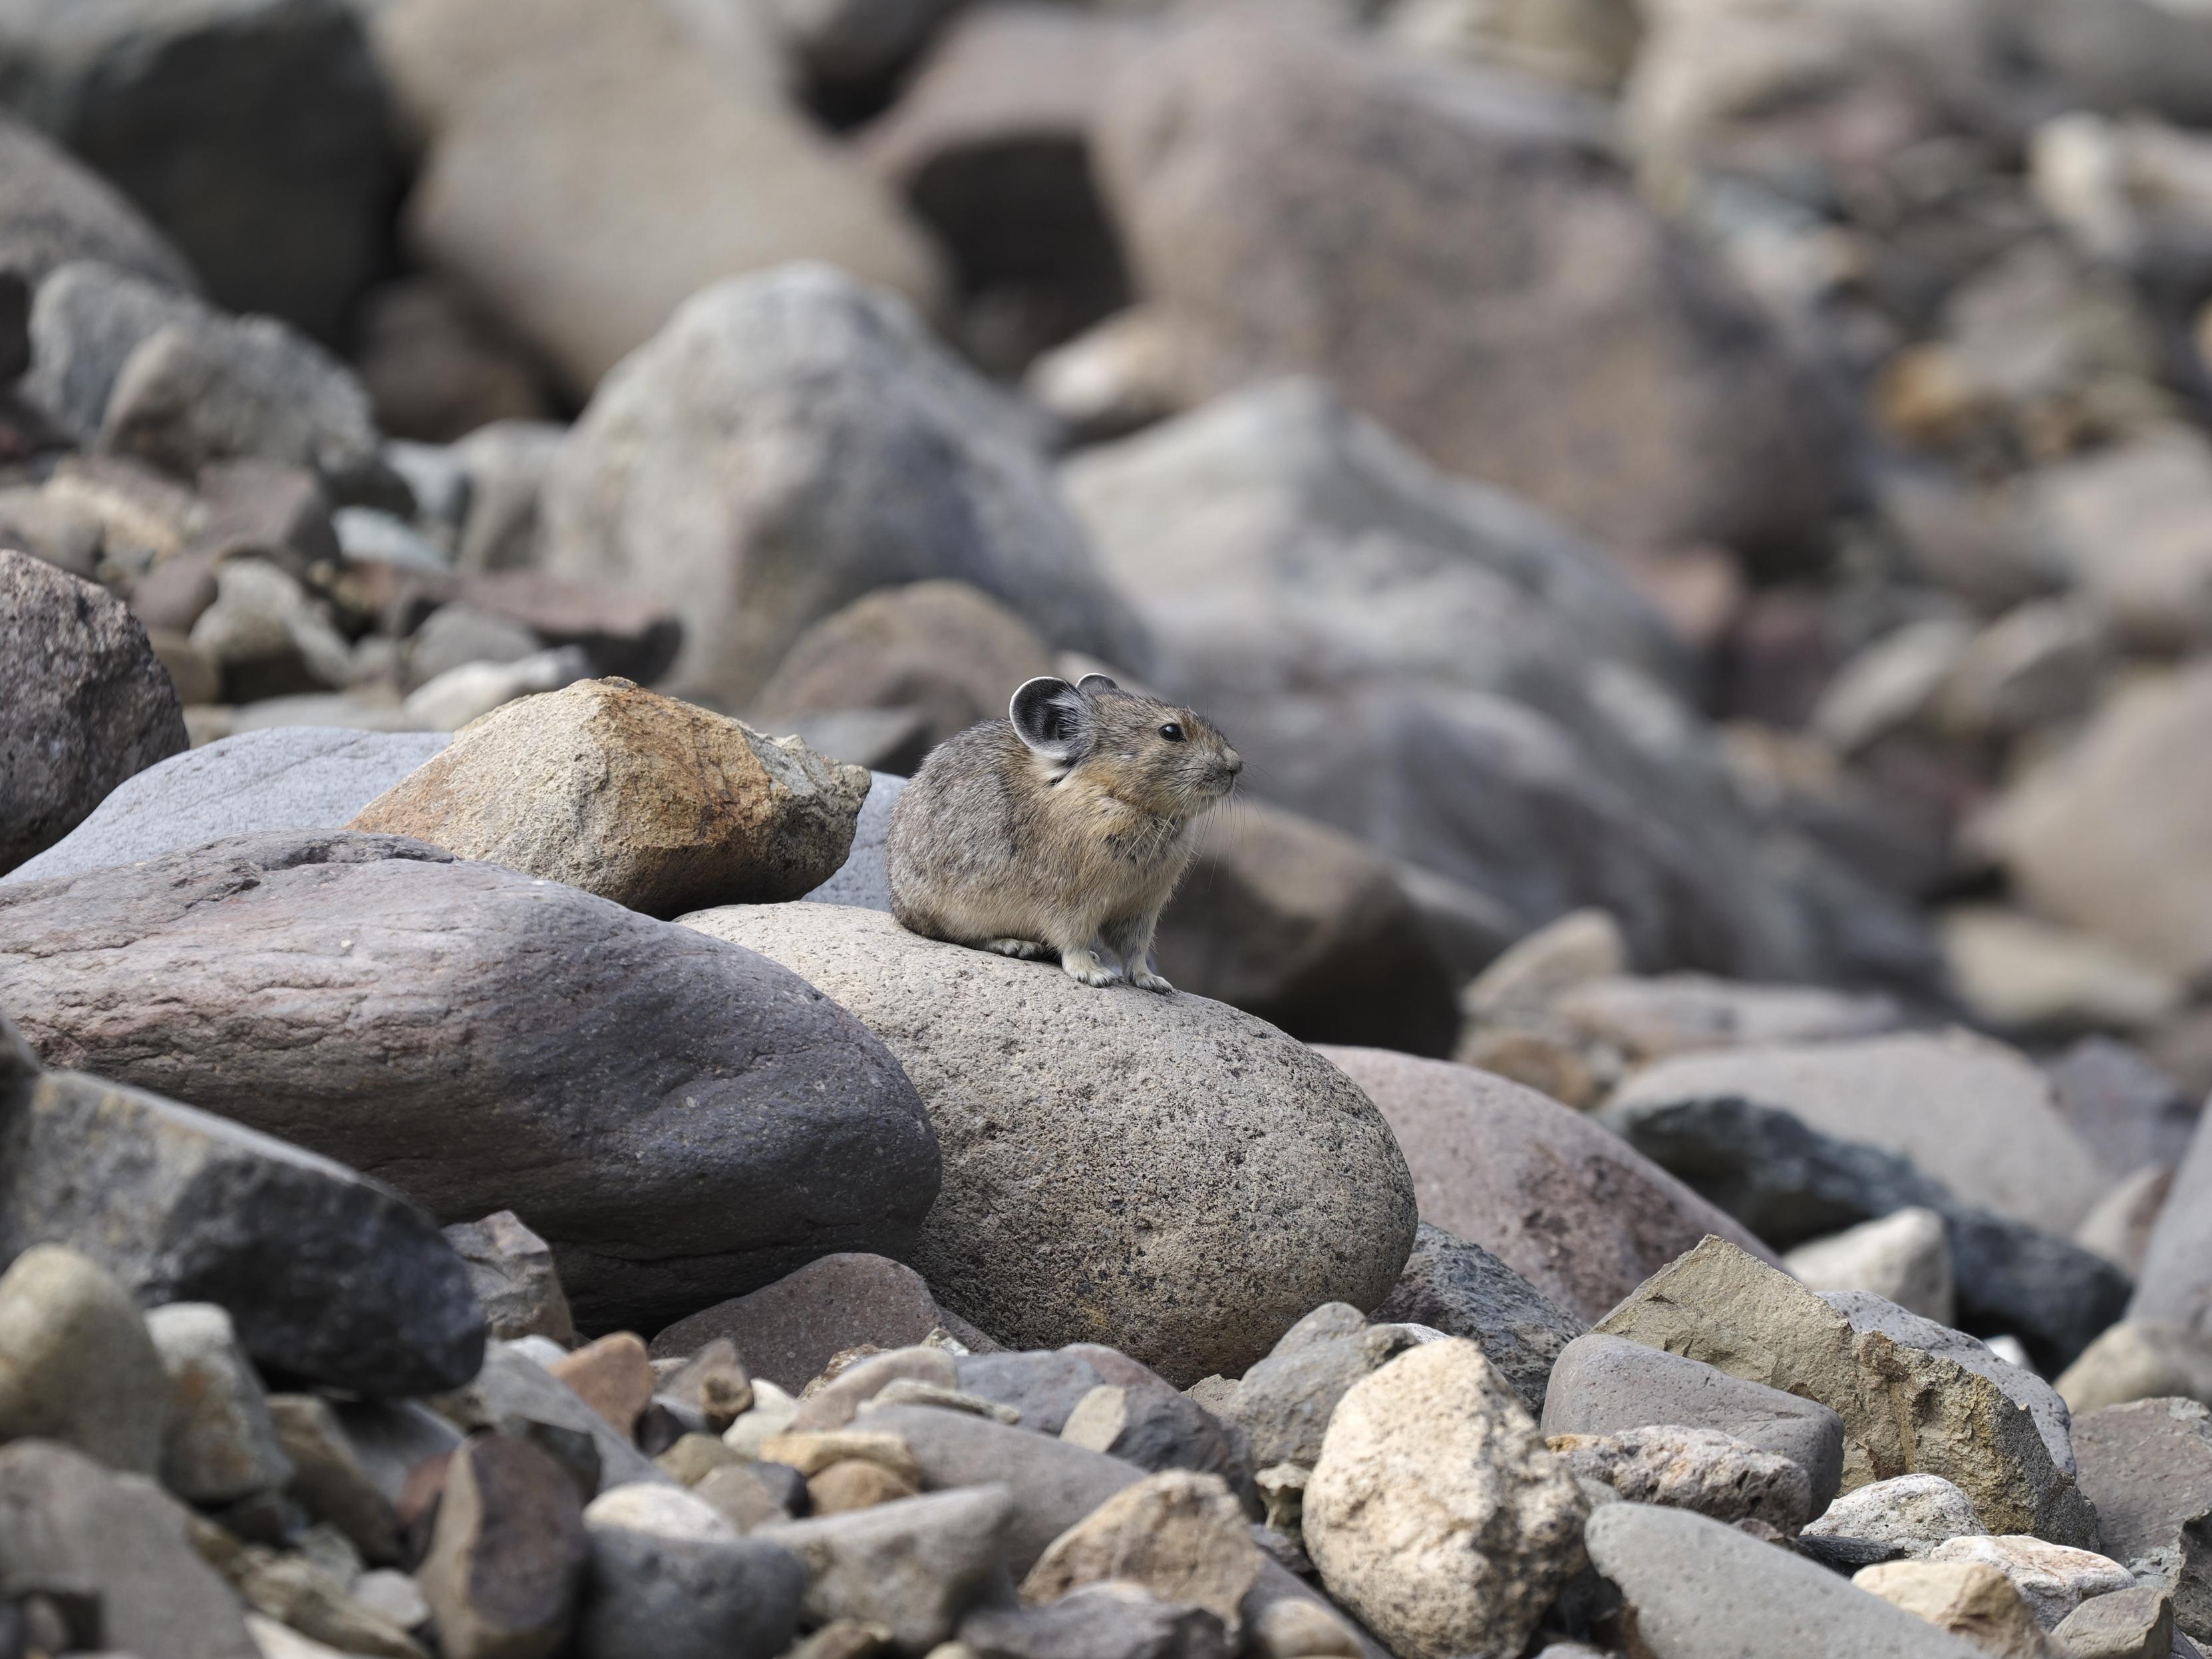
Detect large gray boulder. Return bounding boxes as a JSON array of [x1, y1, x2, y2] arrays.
[[3, 727, 450, 886], [679, 903, 1417, 1386], [1092, 19, 1845, 561], [1607, 1030, 2117, 1235], [1314, 1046, 1776, 1324], [0, 832, 940, 1332], [541, 264, 1149, 706], [0, 548, 186, 875], [0, 0, 396, 339]]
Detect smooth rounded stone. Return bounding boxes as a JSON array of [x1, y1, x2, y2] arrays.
[[1219, 1304, 1430, 1477], [2132, 1104, 2212, 1341], [0, 1066, 485, 1397], [1370, 1221, 1586, 1413], [577, 1484, 804, 1659], [0, 832, 939, 1332], [1927, 1537, 2137, 1630], [266, 1394, 404, 1566], [1943, 906, 2185, 1037], [402, 603, 541, 691], [189, 557, 357, 694], [1587, 1501, 1990, 1658], [1607, 1030, 2117, 1234], [680, 905, 1416, 1386], [1548, 1425, 1816, 1531], [756, 1487, 1015, 1653], [1021, 1471, 1264, 1641], [1804, 1476, 1992, 1559], [1852, 1561, 2067, 1658], [2058, 1322, 2212, 1414], [0, 0, 395, 339], [3, 725, 453, 889], [2052, 1586, 2175, 1659], [0, 1439, 258, 1659], [418, 1433, 591, 1659], [1541, 1332, 1847, 1513], [650, 1253, 969, 1394], [1596, 1240, 2098, 1545], [442, 1211, 576, 1346], [964, 1582, 1233, 1659], [1092, 18, 1841, 559], [1304, 1340, 1587, 1659], [0, 548, 187, 874], [1599, 1091, 2131, 1372], [145, 1302, 291, 1504], [0, 110, 196, 291], [1981, 664, 2212, 983], [1313, 1046, 1774, 1324], [552, 1333, 655, 1437], [0, 1244, 167, 1476], [1787, 1209, 1959, 1327], [1550, 973, 1906, 1063], [381, 0, 938, 400], [543, 263, 1144, 706], [2072, 1399, 2212, 1646], [1059, 1381, 1255, 1498], [351, 679, 868, 917], [951, 1347, 1180, 1437]]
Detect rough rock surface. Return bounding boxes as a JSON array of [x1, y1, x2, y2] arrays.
[[1093, 19, 1843, 559], [1315, 1046, 1774, 1323], [2072, 1398, 2212, 1643], [1851, 1560, 2067, 1657], [0, 1066, 484, 1396], [0, 548, 186, 874], [1549, 1424, 1817, 1530], [542, 265, 1148, 705], [0, 831, 939, 1332], [1303, 1340, 1587, 1659], [442, 1210, 575, 1346], [1584, 1501, 1989, 1658], [1803, 1474, 1991, 1558], [1019, 1471, 1263, 1642], [756, 1486, 1014, 1652], [1595, 1239, 2098, 1543], [1605, 1030, 2116, 1233], [680, 903, 1415, 1385], [1541, 1332, 1848, 1513], [1370, 1222, 1586, 1412], [1218, 1304, 1428, 1475], [1923, 1535, 2137, 1629], [3, 728, 451, 887], [349, 679, 869, 916]]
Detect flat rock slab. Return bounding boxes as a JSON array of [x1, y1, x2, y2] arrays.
[[3, 727, 450, 887], [681, 903, 1416, 1386], [1585, 1502, 1989, 1658], [0, 831, 939, 1332], [0, 1067, 483, 1396], [1315, 1046, 1776, 1324], [1607, 1030, 2114, 1233], [2072, 1398, 2212, 1644]]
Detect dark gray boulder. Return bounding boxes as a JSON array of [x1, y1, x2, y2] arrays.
[[0, 548, 186, 875], [0, 831, 940, 1332], [1370, 1222, 1585, 1412]]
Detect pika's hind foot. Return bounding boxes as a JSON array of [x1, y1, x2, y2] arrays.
[[983, 938, 1052, 960], [1060, 946, 1123, 988], [1128, 965, 1176, 994]]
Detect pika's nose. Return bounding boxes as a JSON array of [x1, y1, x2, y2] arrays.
[[1223, 750, 1243, 776]]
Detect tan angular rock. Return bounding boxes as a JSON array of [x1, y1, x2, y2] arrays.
[[2050, 1585, 2175, 1659], [416, 1434, 589, 1659], [1547, 1424, 1815, 1531], [548, 1332, 655, 1439], [1853, 1561, 2067, 1658], [759, 1431, 922, 1485], [807, 1459, 919, 1515], [1923, 1535, 2137, 1631], [1593, 1238, 2096, 1542], [351, 678, 868, 916], [1303, 1339, 1587, 1659], [2057, 1321, 2212, 1413], [1019, 1470, 1265, 1642]]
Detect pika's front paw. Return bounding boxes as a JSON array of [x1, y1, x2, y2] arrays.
[[983, 937, 1052, 960], [1128, 967, 1176, 994], [1060, 947, 1123, 988]]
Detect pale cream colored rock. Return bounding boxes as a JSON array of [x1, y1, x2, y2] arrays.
[[1303, 1339, 1587, 1659], [1926, 1536, 2137, 1629], [1941, 907, 2181, 1034], [1019, 1471, 1263, 1642], [1460, 909, 1627, 1020], [0, 1244, 167, 1477], [1547, 1424, 1815, 1531], [1853, 1560, 2067, 1657], [2056, 1320, 2212, 1413], [1786, 1209, 1957, 1326], [1804, 1473, 1990, 1557], [758, 1431, 921, 1485]]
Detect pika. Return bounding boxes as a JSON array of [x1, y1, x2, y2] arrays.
[[886, 673, 1243, 991]]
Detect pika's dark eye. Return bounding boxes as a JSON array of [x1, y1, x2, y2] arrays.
[[1159, 722, 1185, 742]]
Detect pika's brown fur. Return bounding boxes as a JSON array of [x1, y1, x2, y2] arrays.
[[886, 674, 1242, 990]]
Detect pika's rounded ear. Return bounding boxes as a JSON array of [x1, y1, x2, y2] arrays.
[[1010, 675, 1092, 762], [1075, 673, 1120, 696]]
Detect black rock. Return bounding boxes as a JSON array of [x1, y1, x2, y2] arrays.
[[1370, 1221, 1586, 1412]]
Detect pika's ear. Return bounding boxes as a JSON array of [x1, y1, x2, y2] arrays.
[[1075, 673, 1120, 696], [1010, 675, 1092, 762]]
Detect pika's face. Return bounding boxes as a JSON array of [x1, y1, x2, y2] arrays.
[[1010, 674, 1242, 820]]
